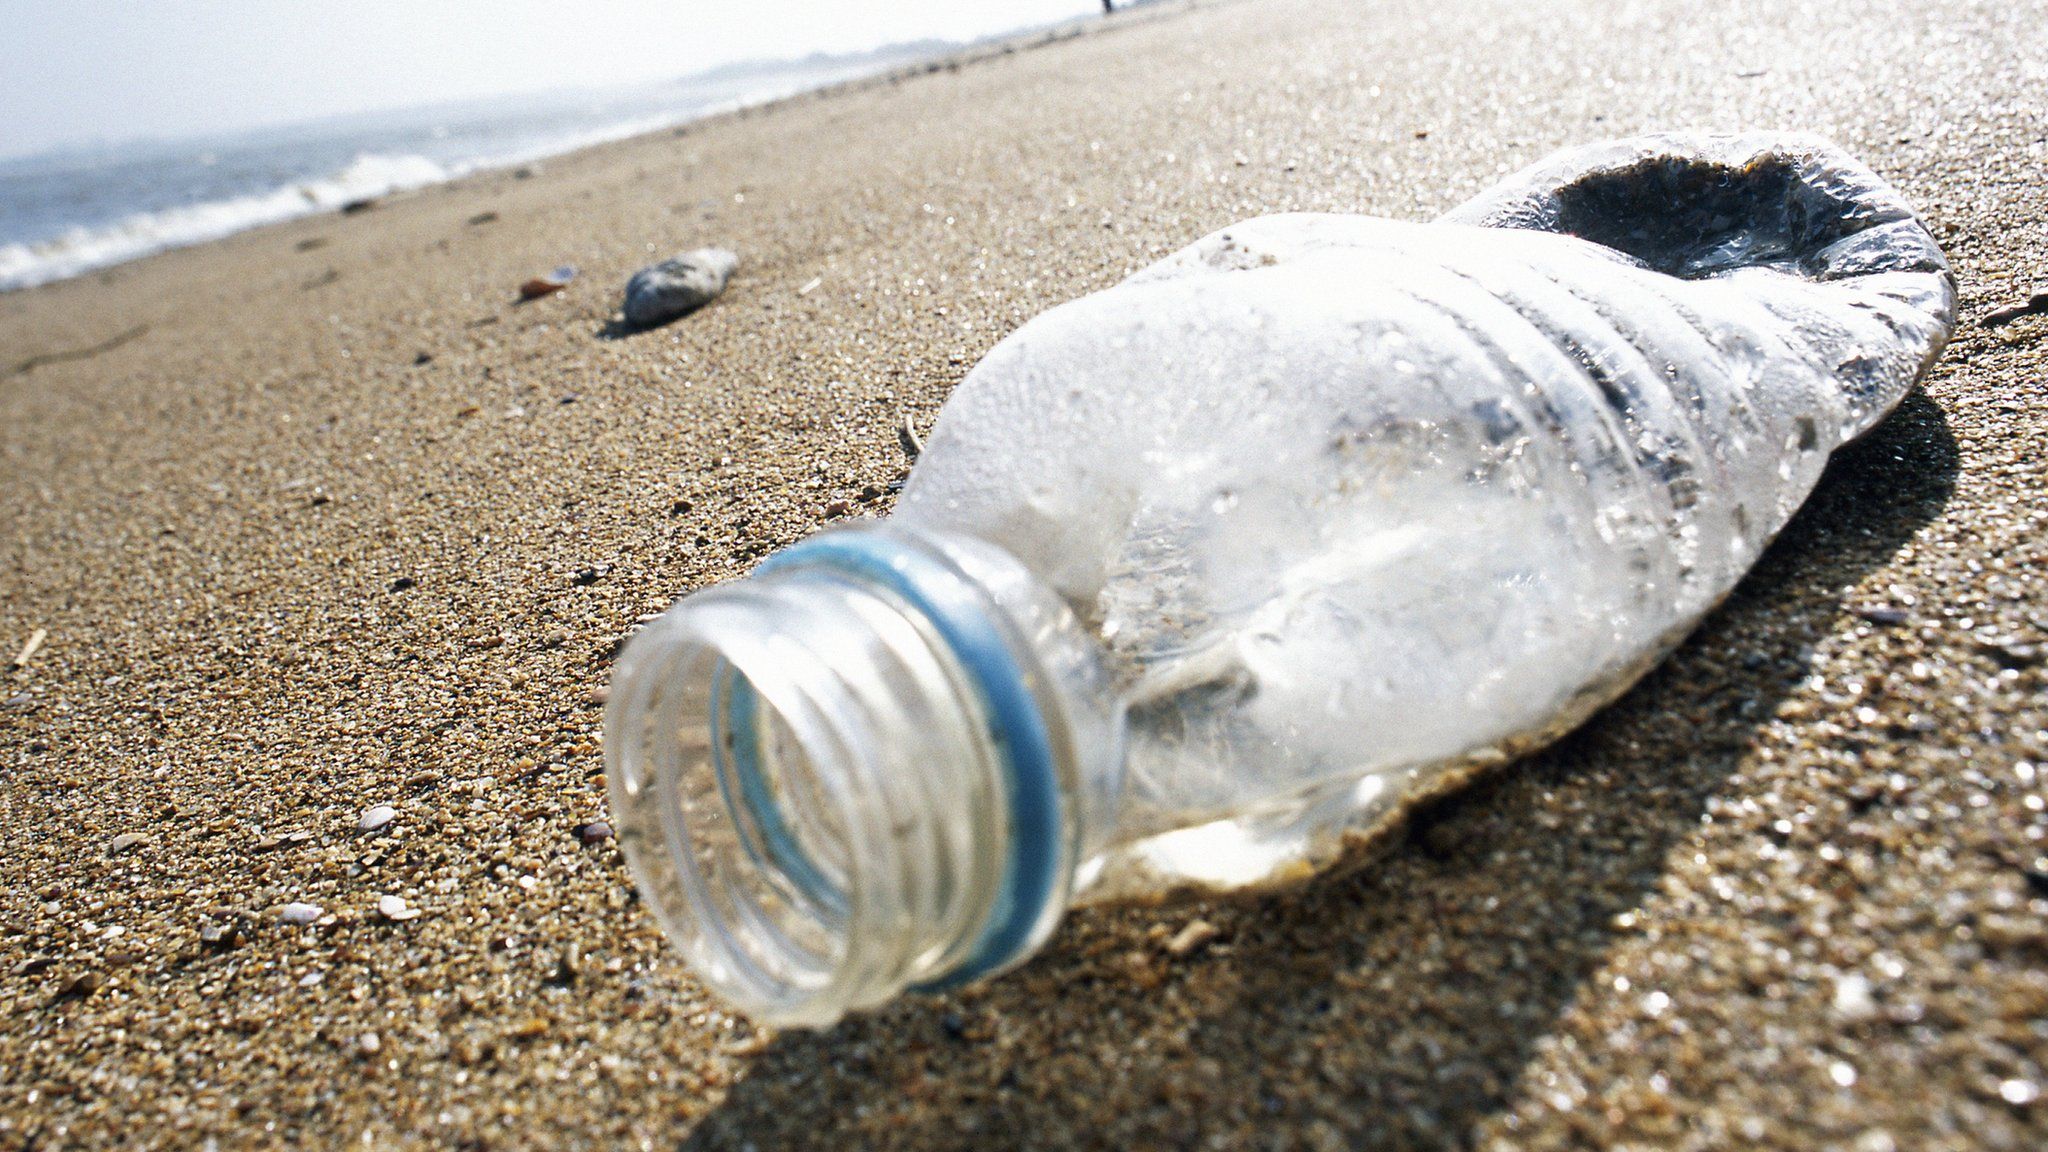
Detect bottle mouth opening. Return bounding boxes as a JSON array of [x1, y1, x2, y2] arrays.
[[607, 608, 865, 1023], [604, 525, 1085, 1028]]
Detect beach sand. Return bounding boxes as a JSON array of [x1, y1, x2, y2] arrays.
[[4, 0, 2046, 1147]]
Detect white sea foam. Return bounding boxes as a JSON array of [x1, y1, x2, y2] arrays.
[[0, 152, 452, 290]]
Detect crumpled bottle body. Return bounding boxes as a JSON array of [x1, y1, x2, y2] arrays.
[[893, 133, 1955, 898]]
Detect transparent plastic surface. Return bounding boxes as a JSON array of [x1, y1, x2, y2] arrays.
[[891, 131, 1955, 899], [610, 133, 1955, 1024]]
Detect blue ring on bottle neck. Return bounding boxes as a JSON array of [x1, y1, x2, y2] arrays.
[[711, 665, 849, 920], [754, 527, 1064, 988]]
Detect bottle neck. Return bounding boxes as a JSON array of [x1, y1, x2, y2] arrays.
[[605, 522, 1120, 1027]]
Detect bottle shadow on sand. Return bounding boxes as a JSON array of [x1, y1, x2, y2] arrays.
[[679, 388, 1957, 1151]]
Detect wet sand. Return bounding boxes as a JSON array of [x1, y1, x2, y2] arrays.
[[3, 0, 2046, 1147]]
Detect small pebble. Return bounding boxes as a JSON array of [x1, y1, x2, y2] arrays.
[[278, 902, 324, 925], [547, 943, 580, 988], [519, 265, 576, 300], [1998, 1079, 2039, 1105], [720, 1030, 772, 1057], [575, 820, 614, 844], [622, 248, 738, 328], [1831, 973, 1877, 1021], [55, 971, 104, 999], [1982, 291, 2048, 328], [108, 832, 150, 855], [377, 894, 419, 921], [1164, 919, 1220, 957], [359, 1032, 382, 1056], [357, 805, 397, 832], [1976, 637, 2041, 668]]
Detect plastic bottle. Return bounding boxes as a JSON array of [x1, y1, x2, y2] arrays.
[[605, 133, 1954, 1027]]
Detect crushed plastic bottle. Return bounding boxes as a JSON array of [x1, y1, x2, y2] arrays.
[[606, 133, 1955, 1026]]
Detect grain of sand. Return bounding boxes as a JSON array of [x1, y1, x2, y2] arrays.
[[4, 0, 2047, 1147]]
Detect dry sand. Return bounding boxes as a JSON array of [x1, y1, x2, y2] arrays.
[[4, 0, 2047, 1147]]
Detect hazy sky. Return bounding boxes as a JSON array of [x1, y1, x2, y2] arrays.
[[0, 0, 1101, 159]]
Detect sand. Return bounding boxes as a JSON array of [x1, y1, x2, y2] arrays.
[[3, 0, 2046, 1147]]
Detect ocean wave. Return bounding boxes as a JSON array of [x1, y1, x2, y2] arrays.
[[0, 152, 451, 291]]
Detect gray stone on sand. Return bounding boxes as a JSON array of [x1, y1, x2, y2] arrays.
[[622, 248, 737, 327]]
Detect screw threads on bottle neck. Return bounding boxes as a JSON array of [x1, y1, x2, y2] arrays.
[[606, 525, 1090, 1027]]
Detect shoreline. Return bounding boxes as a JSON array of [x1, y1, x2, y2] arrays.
[[0, 2, 1204, 297]]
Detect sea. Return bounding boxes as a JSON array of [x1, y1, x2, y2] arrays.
[[0, 42, 963, 292]]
